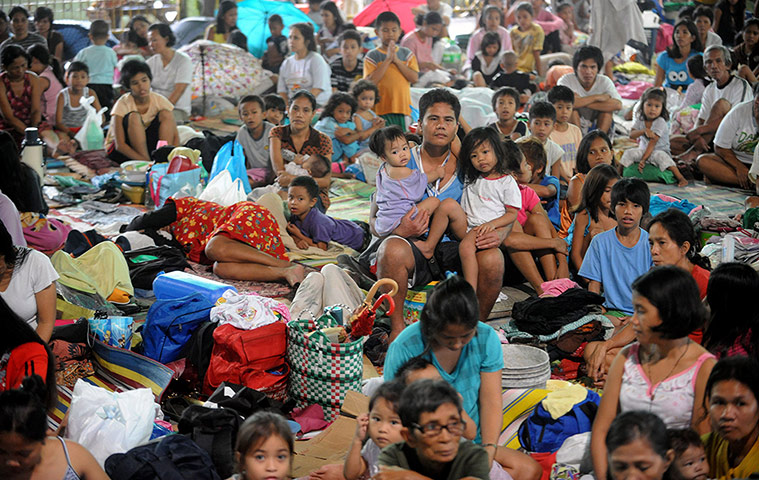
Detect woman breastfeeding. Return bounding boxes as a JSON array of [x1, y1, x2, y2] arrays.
[[590, 266, 715, 480], [383, 276, 503, 464], [269, 90, 332, 203]]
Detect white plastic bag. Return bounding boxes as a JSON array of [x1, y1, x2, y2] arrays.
[[74, 95, 107, 150], [66, 381, 156, 466], [198, 170, 247, 206]]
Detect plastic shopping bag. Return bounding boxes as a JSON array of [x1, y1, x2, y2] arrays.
[[149, 162, 201, 208], [198, 170, 247, 206], [209, 140, 251, 194], [66, 381, 157, 466], [74, 95, 107, 150]]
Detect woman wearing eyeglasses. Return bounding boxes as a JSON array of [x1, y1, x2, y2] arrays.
[[376, 379, 489, 480]]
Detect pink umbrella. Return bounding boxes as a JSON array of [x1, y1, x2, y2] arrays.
[[352, 0, 426, 37]]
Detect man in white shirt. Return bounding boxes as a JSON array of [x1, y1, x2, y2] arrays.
[[672, 45, 752, 163], [698, 85, 759, 189], [557, 46, 622, 135]]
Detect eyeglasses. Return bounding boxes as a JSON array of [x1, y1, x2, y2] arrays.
[[411, 419, 466, 437]]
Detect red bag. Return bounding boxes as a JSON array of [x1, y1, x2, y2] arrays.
[[203, 322, 289, 400]]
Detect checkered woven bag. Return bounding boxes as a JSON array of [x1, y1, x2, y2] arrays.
[[287, 306, 364, 421]]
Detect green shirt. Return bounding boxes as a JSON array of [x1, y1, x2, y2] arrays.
[[378, 440, 490, 480]]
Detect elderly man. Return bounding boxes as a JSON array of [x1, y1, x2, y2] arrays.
[[371, 89, 506, 341], [697, 83, 759, 189], [557, 45, 622, 135], [673, 45, 752, 163]]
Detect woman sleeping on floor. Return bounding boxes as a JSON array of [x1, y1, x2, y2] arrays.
[[123, 196, 305, 286]]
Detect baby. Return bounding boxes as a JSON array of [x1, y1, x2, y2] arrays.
[[667, 428, 709, 480]]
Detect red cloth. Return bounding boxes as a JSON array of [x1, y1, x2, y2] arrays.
[[1, 342, 48, 391], [692, 264, 710, 300], [170, 197, 288, 264], [529, 451, 555, 480]]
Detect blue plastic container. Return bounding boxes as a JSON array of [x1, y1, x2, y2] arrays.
[[153, 271, 237, 304]]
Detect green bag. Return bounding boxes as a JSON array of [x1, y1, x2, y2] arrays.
[[622, 163, 677, 184], [287, 306, 364, 421]]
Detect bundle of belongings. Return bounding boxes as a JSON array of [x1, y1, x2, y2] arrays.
[[504, 285, 613, 362]]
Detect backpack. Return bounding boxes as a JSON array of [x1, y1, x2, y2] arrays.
[[177, 405, 241, 479], [203, 322, 288, 399], [143, 293, 214, 364], [518, 389, 600, 453], [104, 434, 221, 480], [123, 245, 191, 290]]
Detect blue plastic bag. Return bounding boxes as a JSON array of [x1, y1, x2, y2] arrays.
[[149, 163, 201, 208], [209, 140, 251, 194]]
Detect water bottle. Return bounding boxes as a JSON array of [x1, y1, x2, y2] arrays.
[[21, 127, 46, 185], [441, 39, 462, 71]]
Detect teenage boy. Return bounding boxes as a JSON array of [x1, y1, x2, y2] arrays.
[[262, 14, 288, 74], [287, 176, 370, 251], [578, 178, 652, 319], [517, 101, 564, 180], [237, 95, 274, 188], [74, 19, 118, 116], [548, 85, 583, 183], [331, 30, 364, 93], [379, 379, 491, 480], [557, 45, 622, 135], [263, 94, 286, 126], [364, 11, 419, 128]]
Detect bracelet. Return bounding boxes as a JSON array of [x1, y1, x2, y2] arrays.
[[482, 443, 498, 450]]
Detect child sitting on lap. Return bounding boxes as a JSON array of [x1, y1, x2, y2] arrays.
[[667, 428, 710, 480], [287, 175, 370, 251], [344, 381, 406, 480]]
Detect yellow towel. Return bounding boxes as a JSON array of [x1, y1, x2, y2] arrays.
[[542, 383, 589, 420]]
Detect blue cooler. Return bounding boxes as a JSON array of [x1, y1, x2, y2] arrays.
[[153, 271, 237, 304]]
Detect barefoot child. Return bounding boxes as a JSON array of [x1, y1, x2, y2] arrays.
[[620, 87, 689, 187], [458, 127, 522, 290], [286, 175, 370, 251], [54, 61, 102, 154], [369, 126, 446, 237], [232, 411, 294, 480], [344, 381, 406, 480], [487, 87, 528, 141]]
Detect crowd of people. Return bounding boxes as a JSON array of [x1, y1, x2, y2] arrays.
[[1, 0, 759, 479]]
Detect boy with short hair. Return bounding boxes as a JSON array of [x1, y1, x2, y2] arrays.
[[364, 12, 419, 128], [488, 87, 529, 141], [237, 95, 275, 188], [262, 14, 288, 74], [548, 85, 582, 183], [379, 379, 491, 480], [74, 20, 118, 117], [518, 138, 561, 229], [578, 178, 652, 317], [490, 50, 536, 104], [287, 175, 370, 251], [263, 94, 286, 125], [667, 428, 710, 480], [331, 30, 364, 93], [517, 101, 564, 180]]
